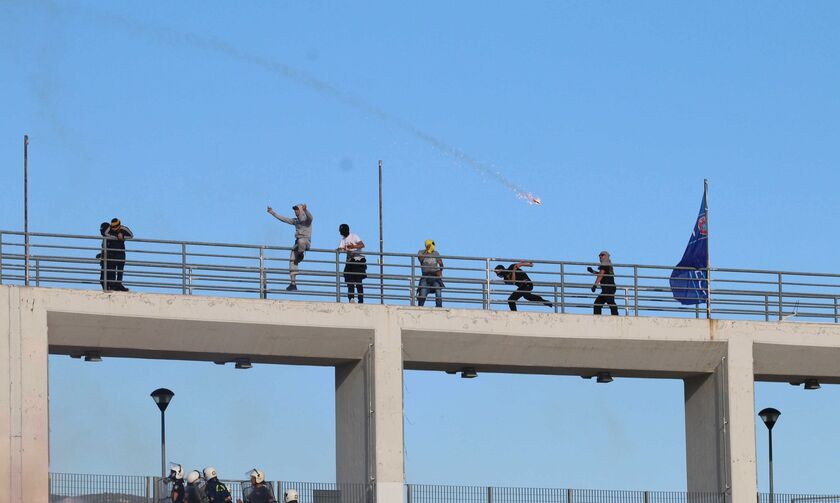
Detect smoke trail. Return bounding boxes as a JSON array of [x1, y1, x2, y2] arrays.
[[38, 0, 542, 205]]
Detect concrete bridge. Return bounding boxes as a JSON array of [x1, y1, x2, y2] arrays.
[[4, 285, 840, 502]]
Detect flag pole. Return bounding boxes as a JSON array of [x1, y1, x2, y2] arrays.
[[24, 135, 30, 286], [704, 178, 711, 319], [378, 160, 384, 305]]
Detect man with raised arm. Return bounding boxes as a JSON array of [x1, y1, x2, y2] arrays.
[[494, 261, 553, 311], [267, 203, 313, 291]]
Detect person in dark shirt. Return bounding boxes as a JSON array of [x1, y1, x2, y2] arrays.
[[100, 218, 133, 291], [186, 470, 208, 503], [588, 250, 619, 315], [204, 467, 232, 503], [494, 261, 553, 311], [169, 463, 186, 503]]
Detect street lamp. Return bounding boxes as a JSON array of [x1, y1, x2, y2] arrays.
[[150, 388, 175, 478], [758, 407, 781, 503]]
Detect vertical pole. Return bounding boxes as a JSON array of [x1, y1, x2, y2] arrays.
[[35, 258, 40, 287], [487, 486, 492, 503], [335, 250, 341, 302], [777, 273, 783, 321], [765, 295, 769, 322], [485, 258, 492, 310], [24, 135, 30, 286], [378, 160, 384, 305], [768, 429, 774, 503], [410, 256, 416, 306], [188, 266, 193, 295], [835, 296, 838, 324], [160, 410, 166, 479], [705, 178, 711, 319], [259, 246, 266, 299], [560, 263, 566, 314], [623, 288, 629, 316], [633, 265, 639, 316], [553, 285, 559, 314], [0, 231, 3, 285], [181, 243, 187, 294]]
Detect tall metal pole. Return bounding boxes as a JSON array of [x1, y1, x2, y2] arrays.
[[704, 178, 711, 319], [24, 135, 30, 286], [378, 160, 384, 305], [768, 428, 774, 503], [160, 410, 166, 478]]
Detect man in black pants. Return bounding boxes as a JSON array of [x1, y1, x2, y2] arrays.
[[494, 261, 553, 311], [101, 218, 133, 291], [588, 250, 619, 315]]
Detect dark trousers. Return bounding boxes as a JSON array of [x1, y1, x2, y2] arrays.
[[101, 252, 126, 290], [347, 282, 364, 303], [594, 289, 619, 315], [508, 283, 552, 311], [344, 258, 367, 303]]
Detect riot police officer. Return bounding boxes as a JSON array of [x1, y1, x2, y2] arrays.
[[203, 467, 232, 503], [237, 468, 276, 503]]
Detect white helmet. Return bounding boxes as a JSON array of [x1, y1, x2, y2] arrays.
[[284, 489, 299, 503], [203, 467, 217, 480], [169, 462, 184, 480], [186, 470, 201, 484], [246, 468, 265, 484]]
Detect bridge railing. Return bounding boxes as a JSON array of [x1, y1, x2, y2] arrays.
[[3, 230, 839, 323]]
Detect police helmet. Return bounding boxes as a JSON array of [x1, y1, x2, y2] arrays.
[[284, 488, 299, 503], [203, 466, 217, 480], [169, 462, 184, 480], [186, 470, 201, 484], [247, 468, 265, 484]]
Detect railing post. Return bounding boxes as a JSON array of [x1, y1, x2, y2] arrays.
[[567, 488, 574, 503], [35, 258, 40, 287], [335, 250, 341, 303], [633, 265, 639, 316], [835, 297, 839, 324], [103, 239, 109, 292], [554, 285, 559, 314], [24, 230, 30, 286], [560, 263, 566, 314], [487, 485, 492, 503], [623, 288, 629, 316], [145, 476, 151, 499], [644, 491, 650, 503], [406, 483, 412, 503], [765, 295, 769, 322], [181, 243, 187, 295], [260, 247, 267, 299], [0, 231, 4, 285], [485, 258, 492, 310], [778, 272, 783, 321], [188, 266, 193, 295], [410, 256, 417, 306]]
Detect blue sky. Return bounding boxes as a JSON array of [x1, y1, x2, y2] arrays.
[[3, 0, 840, 493]]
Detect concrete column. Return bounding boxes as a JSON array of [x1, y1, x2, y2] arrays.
[[1, 287, 50, 503], [684, 336, 757, 503], [335, 310, 404, 501]]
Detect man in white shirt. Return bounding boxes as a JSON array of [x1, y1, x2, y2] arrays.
[[337, 224, 367, 303]]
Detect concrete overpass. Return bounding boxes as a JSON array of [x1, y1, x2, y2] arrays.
[[4, 285, 840, 502]]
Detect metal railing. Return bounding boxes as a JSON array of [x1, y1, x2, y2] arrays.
[[4, 230, 840, 323], [405, 485, 726, 503], [757, 494, 840, 503]]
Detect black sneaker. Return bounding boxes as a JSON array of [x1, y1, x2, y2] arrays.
[[285, 284, 298, 291]]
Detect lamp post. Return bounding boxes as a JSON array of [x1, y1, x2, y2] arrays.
[[758, 407, 781, 503], [150, 388, 175, 478]]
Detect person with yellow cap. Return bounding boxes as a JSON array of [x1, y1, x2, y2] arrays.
[[417, 239, 444, 307], [100, 218, 133, 291]]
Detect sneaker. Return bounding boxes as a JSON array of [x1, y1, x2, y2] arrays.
[[348, 298, 356, 304], [285, 284, 298, 291]]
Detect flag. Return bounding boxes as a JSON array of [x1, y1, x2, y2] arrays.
[[670, 191, 709, 305]]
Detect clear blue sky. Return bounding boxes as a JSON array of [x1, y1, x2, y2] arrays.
[[2, 0, 840, 493]]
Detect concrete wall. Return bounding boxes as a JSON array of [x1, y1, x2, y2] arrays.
[[3, 286, 840, 502]]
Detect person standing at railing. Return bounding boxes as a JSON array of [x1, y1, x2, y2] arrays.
[[587, 250, 619, 315], [267, 203, 313, 292], [494, 262, 553, 311], [417, 239, 444, 307], [100, 218, 133, 292], [169, 463, 186, 503], [337, 224, 367, 303]]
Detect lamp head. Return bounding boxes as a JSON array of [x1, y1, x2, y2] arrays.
[[150, 388, 175, 412], [758, 407, 781, 430]]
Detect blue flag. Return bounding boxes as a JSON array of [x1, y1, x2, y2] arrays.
[[670, 192, 708, 305]]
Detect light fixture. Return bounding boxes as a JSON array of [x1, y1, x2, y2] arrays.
[[596, 372, 613, 384], [758, 407, 781, 431], [83, 351, 102, 363], [235, 358, 252, 370], [444, 370, 456, 375], [804, 379, 821, 390], [460, 367, 477, 379], [150, 388, 175, 413]]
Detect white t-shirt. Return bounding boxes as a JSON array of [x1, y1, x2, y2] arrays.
[[339, 233, 365, 258]]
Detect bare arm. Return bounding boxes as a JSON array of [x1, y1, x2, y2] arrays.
[[595, 269, 605, 286], [512, 261, 533, 270]]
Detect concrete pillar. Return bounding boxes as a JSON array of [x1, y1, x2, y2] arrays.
[[1, 287, 50, 503], [335, 310, 404, 501], [683, 335, 757, 503]]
